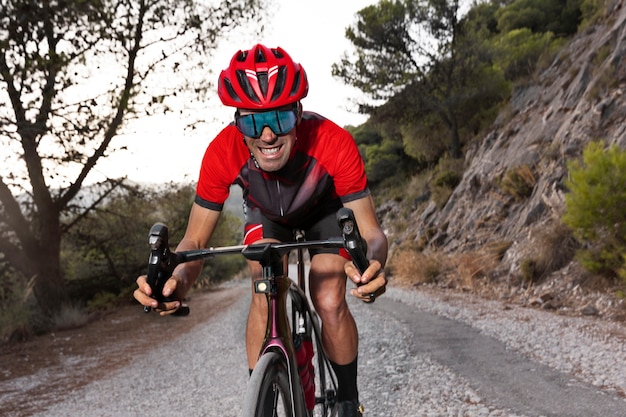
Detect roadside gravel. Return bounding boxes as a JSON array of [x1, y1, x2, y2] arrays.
[[12, 279, 626, 417], [387, 286, 626, 398]]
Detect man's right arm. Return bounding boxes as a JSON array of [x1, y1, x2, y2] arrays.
[[171, 203, 222, 295], [134, 203, 221, 315]]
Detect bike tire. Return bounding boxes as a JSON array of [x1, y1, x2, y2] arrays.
[[243, 351, 299, 417]]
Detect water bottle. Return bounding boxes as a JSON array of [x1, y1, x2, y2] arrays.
[[294, 333, 315, 410]]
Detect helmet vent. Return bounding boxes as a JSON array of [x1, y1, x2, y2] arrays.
[[237, 50, 248, 62], [222, 79, 242, 103], [290, 70, 302, 97], [258, 72, 268, 97], [255, 48, 267, 63], [235, 69, 261, 104], [271, 66, 287, 102]]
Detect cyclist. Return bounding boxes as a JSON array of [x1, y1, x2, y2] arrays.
[[134, 44, 388, 417]]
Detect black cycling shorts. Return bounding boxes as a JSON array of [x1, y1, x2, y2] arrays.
[[243, 207, 348, 259]]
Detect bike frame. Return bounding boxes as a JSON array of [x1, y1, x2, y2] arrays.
[[145, 207, 368, 416], [248, 238, 346, 415]]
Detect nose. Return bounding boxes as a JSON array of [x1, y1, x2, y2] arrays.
[[258, 126, 277, 142]]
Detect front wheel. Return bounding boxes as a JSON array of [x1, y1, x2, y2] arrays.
[[243, 351, 300, 417]]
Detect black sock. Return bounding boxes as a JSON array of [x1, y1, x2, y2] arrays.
[[330, 356, 359, 402]]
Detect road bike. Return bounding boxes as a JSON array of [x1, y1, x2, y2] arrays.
[[144, 207, 370, 417]]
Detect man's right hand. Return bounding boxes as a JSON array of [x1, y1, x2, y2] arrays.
[[134, 274, 183, 316]]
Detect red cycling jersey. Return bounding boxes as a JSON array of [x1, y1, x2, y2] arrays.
[[195, 111, 370, 228]]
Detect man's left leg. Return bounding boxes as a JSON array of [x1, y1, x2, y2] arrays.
[[309, 253, 363, 416]]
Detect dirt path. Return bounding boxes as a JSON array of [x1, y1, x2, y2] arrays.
[[0, 285, 248, 417]]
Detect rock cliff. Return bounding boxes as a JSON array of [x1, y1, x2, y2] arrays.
[[390, 1, 626, 318]]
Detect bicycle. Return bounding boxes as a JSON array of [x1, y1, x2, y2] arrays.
[[144, 207, 371, 417]]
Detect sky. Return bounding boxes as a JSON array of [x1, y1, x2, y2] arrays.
[[96, 0, 376, 185]]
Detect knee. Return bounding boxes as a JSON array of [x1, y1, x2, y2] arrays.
[[311, 289, 348, 321]]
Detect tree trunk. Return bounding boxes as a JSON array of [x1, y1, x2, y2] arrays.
[[449, 127, 462, 159], [448, 110, 462, 159], [32, 214, 69, 315]]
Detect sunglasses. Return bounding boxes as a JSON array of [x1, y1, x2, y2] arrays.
[[235, 109, 298, 139]]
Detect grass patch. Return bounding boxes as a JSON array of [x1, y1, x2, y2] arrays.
[[389, 248, 447, 287], [499, 164, 536, 201]]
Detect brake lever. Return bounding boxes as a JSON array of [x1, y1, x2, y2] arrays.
[[144, 223, 189, 315], [336, 207, 369, 275]]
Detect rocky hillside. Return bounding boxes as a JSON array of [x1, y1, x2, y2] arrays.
[[387, 1, 626, 319]]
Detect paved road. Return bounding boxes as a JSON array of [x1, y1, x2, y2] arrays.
[[370, 296, 625, 417]]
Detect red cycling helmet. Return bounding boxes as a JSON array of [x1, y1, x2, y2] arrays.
[[218, 44, 308, 109]]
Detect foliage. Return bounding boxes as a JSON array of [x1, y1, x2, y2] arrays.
[[333, 0, 469, 154], [350, 124, 385, 147], [495, 0, 583, 35], [499, 164, 536, 201], [363, 139, 409, 185], [580, 0, 610, 28], [0, 274, 38, 342], [337, 0, 517, 163], [62, 183, 245, 304], [332, 0, 420, 100], [390, 248, 446, 286], [62, 183, 193, 301], [493, 28, 557, 79], [429, 156, 464, 207], [0, 0, 265, 315], [562, 141, 626, 280], [399, 112, 449, 165], [339, 0, 592, 192], [199, 209, 247, 286]]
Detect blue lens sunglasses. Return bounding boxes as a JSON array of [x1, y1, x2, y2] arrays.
[[235, 108, 298, 139]]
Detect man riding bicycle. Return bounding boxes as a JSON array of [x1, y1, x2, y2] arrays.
[[134, 44, 388, 417]]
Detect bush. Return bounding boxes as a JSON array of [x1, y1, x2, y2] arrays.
[[499, 164, 536, 201], [493, 28, 556, 80], [562, 141, 626, 280]]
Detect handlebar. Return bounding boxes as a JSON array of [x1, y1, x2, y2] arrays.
[[144, 207, 370, 315]]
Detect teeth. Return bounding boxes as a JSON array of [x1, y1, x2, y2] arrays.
[[260, 147, 280, 155]]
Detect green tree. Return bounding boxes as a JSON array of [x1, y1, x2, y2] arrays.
[[333, 0, 506, 159], [0, 0, 266, 315], [562, 141, 626, 280]]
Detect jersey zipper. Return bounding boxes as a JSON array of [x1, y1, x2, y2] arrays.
[[276, 180, 284, 217]]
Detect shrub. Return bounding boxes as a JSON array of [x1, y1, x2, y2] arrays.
[[389, 249, 445, 287], [493, 28, 556, 80], [562, 141, 626, 280], [499, 164, 536, 201], [520, 222, 578, 284]]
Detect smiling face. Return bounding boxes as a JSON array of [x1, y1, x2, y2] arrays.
[[237, 105, 300, 172], [243, 126, 297, 172]]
